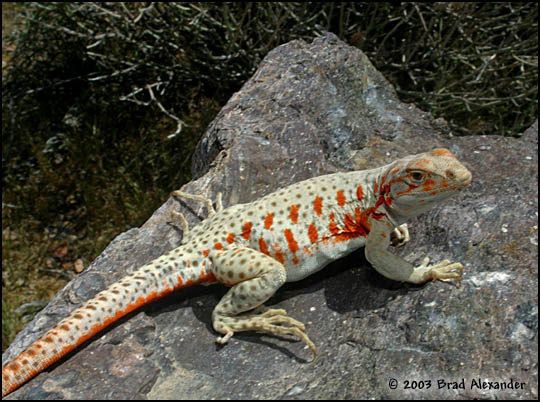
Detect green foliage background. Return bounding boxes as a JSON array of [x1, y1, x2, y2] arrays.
[[2, 2, 538, 350]]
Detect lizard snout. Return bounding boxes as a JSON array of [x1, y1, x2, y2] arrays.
[[455, 168, 472, 187], [445, 166, 472, 187]]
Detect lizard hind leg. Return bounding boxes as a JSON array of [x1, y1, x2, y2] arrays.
[[210, 247, 317, 357]]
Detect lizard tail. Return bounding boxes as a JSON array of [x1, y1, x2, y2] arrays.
[[2, 255, 216, 397]]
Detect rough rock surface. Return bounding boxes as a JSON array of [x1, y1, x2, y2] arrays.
[[3, 33, 537, 399]]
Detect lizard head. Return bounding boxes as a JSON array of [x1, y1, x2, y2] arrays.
[[378, 148, 472, 221]]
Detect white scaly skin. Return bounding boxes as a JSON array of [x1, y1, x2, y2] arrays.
[[2, 148, 471, 397]]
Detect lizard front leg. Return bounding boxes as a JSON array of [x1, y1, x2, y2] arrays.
[[209, 247, 317, 356], [365, 219, 463, 285]]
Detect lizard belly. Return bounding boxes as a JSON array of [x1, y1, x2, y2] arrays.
[[285, 236, 366, 282]]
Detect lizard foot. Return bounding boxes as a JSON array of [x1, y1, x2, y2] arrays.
[[419, 257, 464, 286], [390, 223, 410, 247], [215, 309, 316, 358]]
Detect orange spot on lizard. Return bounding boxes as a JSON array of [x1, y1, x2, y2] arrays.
[[289, 204, 300, 224], [336, 190, 346, 207], [356, 185, 364, 201], [284, 229, 299, 253], [264, 212, 274, 230], [431, 148, 454, 157], [258, 237, 270, 255], [273, 245, 285, 264], [328, 212, 339, 235], [313, 196, 323, 216], [308, 223, 318, 244], [241, 222, 253, 240]]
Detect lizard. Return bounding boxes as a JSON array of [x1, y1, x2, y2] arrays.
[[2, 147, 472, 397]]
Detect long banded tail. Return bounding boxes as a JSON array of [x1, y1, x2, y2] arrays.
[[2, 257, 216, 397]]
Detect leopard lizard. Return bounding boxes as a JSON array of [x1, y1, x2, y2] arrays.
[[2, 148, 472, 396]]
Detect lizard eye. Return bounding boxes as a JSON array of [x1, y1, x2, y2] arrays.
[[409, 171, 425, 183]]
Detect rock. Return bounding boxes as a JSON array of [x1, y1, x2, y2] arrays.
[[3, 33, 537, 399]]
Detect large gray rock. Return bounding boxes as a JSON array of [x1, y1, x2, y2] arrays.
[[3, 33, 537, 399]]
